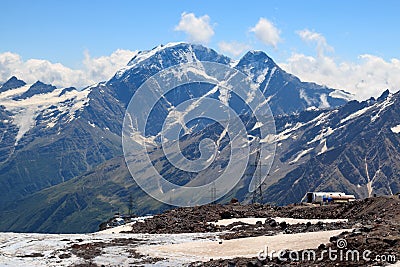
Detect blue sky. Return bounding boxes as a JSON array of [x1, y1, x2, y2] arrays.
[[1, 0, 400, 99]]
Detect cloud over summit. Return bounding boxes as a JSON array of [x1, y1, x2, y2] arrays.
[[281, 30, 400, 100], [250, 18, 281, 48], [0, 49, 137, 88], [175, 12, 215, 44]]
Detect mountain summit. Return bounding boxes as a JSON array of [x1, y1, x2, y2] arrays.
[[107, 42, 351, 115], [0, 76, 26, 93]]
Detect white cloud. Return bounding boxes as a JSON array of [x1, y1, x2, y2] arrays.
[[0, 49, 137, 88], [174, 12, 214, 44], [280, 29, 400, 100], [297, 29, 333, 57], [82, 49, 137, 83], [218, 41, 251, 57], [250, 18, 281, 48]]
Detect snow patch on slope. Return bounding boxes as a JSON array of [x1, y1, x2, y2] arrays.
[[260, 121, 308, 144], [114, 42, 187, 78], [0, 84, 90, 145], [290, 148, 313, 164], [329, 90, 354, 101], [139, 229, 349, 263], [318, 139, 328, 155], [391, 124, 400, 133], [340, 105, 374, 124], [307, 127, 334, 144], [370, 95, 395, 122], [262, 66, 276, 94], [255, 68, 269, 84], [341, 94, 394, 125], [299, 89, 312, 105], [319, 94, 330, 108]]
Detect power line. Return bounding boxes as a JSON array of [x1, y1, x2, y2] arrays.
[[210, 181, 217, 204], [252, 150, 263, 204]]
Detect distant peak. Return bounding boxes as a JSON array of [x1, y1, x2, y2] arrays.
[[0, 76, 26, 93], [13, 80, 57, 100], [7, 76, 20, 82], [126, 42, 214, 65], [158, 41, 188, 48], [4, 76, 26, 84], [236, 50, 276, 70], [111, 42, 230, 82], [240, 50, 274, 63], [30, 80, 56, 90], [248, 50, 269, 56], [127, 42, 190, 67], [377, 89, 390, 102], [59, 87, 77, 97], [248, 50, 265, 55], [32, 80, 46, 86]]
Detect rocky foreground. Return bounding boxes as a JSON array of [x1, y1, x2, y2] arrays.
[[1, 196, 399, 266], [97, 196, 400, 266]]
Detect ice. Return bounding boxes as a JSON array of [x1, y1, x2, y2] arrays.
[[318, 139, 328, 155], [137, 229, 350, 263], [0, 83, 90, 145], [299, 89, 313, 105], [319, 94, 330, 108], [0, 232, 90, 266], [13, 107, 36, 143], [251, 121, 263, 131], [289, 147, 313, 163], [97, 216, 153, 234], [341, 94, 394, 125], [92, 247, 132, 266], [0, 231, 210, 266], [0, 216, 351, 266], [97, 223, 134, 234], [255, 68, 269, 84], [261, 122, 305, 143], [262, 66, 276, 94], [218, 83, 230, 106], [329, 90, 354, 101], [311, 110, 337, 126], [306, 106, 318, 111], [229, 59, 239, 68], [114, 42, 187, 79], [0, 84, 31, 98], [340, 105, 374, 124], [371, 95, 395, 122], [307, 127, 334, 144], [216, 127, 228, 148]]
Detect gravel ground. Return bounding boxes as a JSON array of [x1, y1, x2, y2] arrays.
[[1, 196, 398, 266]]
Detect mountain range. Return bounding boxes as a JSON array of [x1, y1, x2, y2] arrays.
[[0, 42, 398, 233]]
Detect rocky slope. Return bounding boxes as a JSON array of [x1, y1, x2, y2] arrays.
[[1, 90, 399, 233], [0, 197, 398, 266], [266, 89, 400, 204], [0, 79, 123, 210]]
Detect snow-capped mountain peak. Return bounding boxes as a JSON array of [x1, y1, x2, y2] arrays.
[[113, 42, 231, 81], [0, 78, 90, 145], [127, 42, 187, 66], [0, 76, 26, 93]]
